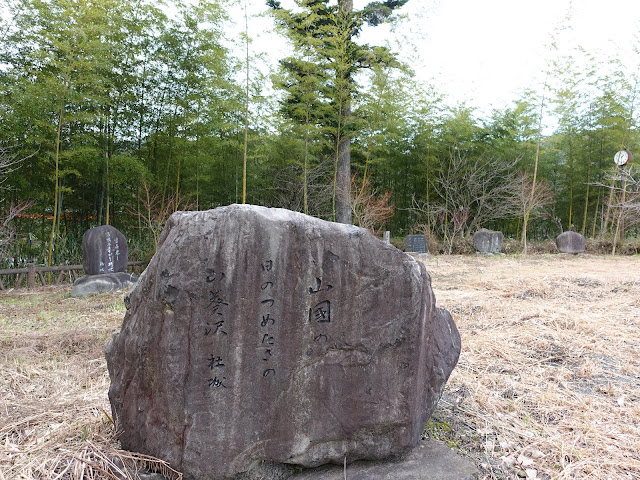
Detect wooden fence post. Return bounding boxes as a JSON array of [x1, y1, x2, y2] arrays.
[[27, 263, 35, 289]]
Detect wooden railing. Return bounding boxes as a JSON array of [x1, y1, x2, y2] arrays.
[[0, 261, 146, 290]]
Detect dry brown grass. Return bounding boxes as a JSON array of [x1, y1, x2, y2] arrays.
[[423, 254, 640, 480], [0, 287, 181, 480], [1, 255, 639, 479]]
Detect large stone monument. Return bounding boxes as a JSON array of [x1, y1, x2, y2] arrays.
[[105, 205, 461, 480], [556, 231, 585, 254], [71, 225, 137, 297], [472, 228, 503, 254]]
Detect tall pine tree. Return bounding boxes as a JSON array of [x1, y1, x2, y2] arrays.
[[268, 0, 408, 223]]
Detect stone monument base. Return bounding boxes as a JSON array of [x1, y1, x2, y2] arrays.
[[115, 440, 478, 480], [406, 252, 429, 261], [71, 272, 138, 298], [289, 440, 478, 480]]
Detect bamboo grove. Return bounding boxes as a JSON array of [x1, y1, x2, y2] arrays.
[[1, 0, 640, 266]]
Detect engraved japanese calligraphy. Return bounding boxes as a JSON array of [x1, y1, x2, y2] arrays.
[[203, 267, 230, 389], [72, 225, 135, 298], [81, 225, 128, 275], [106, 205, 461, 480], [259, 259, 277, 378]]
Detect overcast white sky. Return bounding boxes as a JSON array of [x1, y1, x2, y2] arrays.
[[243, 0, 640, 115]]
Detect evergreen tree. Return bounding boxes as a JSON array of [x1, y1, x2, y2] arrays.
[[268, 0, 408, 223]]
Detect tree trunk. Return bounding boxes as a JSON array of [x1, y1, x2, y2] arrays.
[[47, 81, 67, 267], [335, 135, 351, 224], [105, 150, 110, 225], [522, 82, 546, 254], [303, 115, 309, 215], [612, 174, 628, 255], [334, 0, 353, 225], [242, 0, 250, 204], [591, 190, 600, 238], [567, 141, 573, 229], [581, 164, 590, 236]]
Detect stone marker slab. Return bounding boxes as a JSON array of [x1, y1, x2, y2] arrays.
[[82, 225, 128, 275], [556, 231, 585, 254], [71, 272, 138, 298], [290, 440, 478, 480], [472, 229, 503, 254], [105, 205, 461, 480], [404, 234, 427, 253]]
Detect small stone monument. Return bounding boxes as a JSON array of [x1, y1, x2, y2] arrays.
[[556, 231, 585, 254], [404, 234, 427, 254], [473, 228, 503, 254], [71, 225, 137, 297], [82, 225, 128, 274], [105, 205, 461, 480]]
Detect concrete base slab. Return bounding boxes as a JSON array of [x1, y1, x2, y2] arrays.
[[289, 440, 478, 480], [114, 440, 478, 480], [406, 252, 429, 261], [71, 272, 138, 297]]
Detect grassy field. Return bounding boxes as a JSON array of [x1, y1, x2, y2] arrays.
[[1, 254, 639, 479], [425, 254, 640, 480]]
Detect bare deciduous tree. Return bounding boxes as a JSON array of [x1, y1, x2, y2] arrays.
[[413, 154, 522, 253], [514, 171, 554, 238], [0, 146, 31, 187], [411, 153, 555, 254], [350, 174, 394, 235], [596, 166, 640, 254], [272, 159, 334, 219], [131, 181, 195, 250], [0, 146, 34, 262], [0, 201, 33, 263]]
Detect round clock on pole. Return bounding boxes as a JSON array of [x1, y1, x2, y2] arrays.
[[614, 149, 632, 166]]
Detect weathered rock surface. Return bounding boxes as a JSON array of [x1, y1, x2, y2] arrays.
[[556, 231, 585, 254], [105, 204, 461, 480], [290, 440, 478, 480], [71, 272, 138, 298], [82, 225, 128, 275], [472, 229, 503, 254]]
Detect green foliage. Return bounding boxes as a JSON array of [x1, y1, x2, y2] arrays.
[[422, 417, 458, 448], [268, 0, 408, 222], [3, 0, 640, 264]]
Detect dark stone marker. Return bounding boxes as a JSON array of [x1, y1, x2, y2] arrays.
[[105, 205, 460, 480], [82, 225, 128, 275], [472, 228, 503, 254], [404, 234, 427, 253], [556, 231, 585, 254]]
